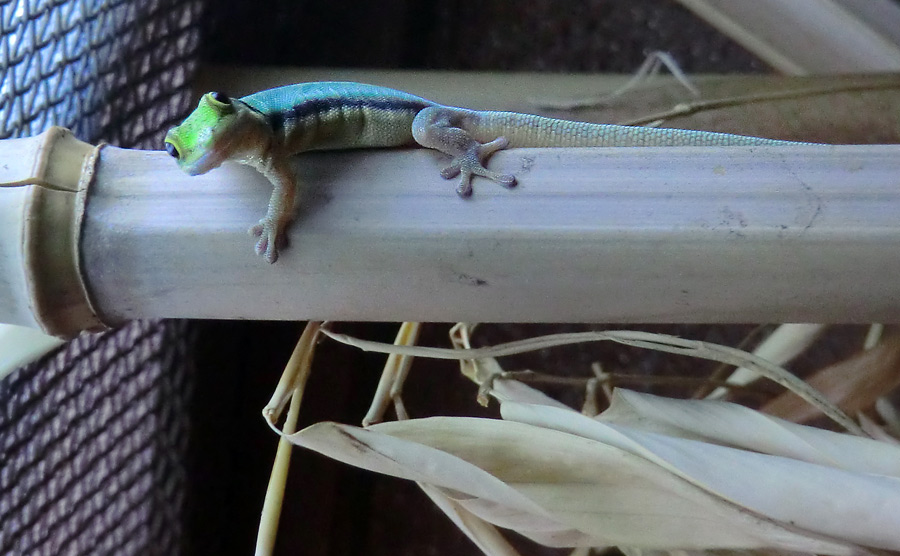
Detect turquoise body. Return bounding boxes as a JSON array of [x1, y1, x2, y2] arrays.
[[240, 82, 436, 152]]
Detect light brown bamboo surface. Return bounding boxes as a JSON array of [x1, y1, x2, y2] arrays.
[[80, 142, 900, 326]]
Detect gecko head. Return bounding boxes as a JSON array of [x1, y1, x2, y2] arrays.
[[164, 91, 247, 175]]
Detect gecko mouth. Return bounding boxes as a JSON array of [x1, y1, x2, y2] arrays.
[[179, 148, 218, 176]]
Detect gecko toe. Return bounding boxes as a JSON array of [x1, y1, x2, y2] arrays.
[[479, 136, 509, 156], [456, 178, 474, 197], [251, 218, 282, 263], [497, 173, 517, 188], [255, 235, 268, 255], [476, 168, 517, 188], [256, 234, 280, 264], [440, 165, 461, 180]]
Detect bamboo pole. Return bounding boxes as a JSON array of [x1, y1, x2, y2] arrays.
[[3, 126, 900, 337]]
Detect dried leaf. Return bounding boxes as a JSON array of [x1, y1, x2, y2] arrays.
[[706, 323, 824, 399], [418, 482, 523, 556], [600, 389, 900, 476], [287, 414, 875, 553], [288, 418, 595, 547], [762, 333, 900, 423], [503, 400, 900, 551]]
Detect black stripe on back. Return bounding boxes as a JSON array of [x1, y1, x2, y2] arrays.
[[254, 96, 431, 133], [267, 110, 285, 134]]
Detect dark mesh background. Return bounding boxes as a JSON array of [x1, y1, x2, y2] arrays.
[[0, 321, 194, 555], [2, 1, 873, 555]]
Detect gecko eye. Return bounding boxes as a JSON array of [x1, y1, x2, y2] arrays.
[[164, 141, 180, 159], [210, 91, 231, 105]]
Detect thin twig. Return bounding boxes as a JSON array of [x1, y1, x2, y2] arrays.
[[321, 328, 864, 435]]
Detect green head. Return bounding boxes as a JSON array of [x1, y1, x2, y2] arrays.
[[164, 92, 252, 175]]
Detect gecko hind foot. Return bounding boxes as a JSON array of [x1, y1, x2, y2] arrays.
[[440, 137, 517, 197], [250, 219, 286, 264]]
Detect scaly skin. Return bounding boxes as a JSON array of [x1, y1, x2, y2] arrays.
[[164, 81, 801, 263]]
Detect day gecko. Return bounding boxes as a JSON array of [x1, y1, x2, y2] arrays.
[[164, 81, 799, 263]]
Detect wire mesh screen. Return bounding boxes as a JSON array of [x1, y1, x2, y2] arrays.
[[0, 0, 203, 554], [0, 321, 195, 555], [0, 0, 203, 147]]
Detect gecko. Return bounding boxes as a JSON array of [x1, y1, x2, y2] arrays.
[[164, 81, 803, 263]]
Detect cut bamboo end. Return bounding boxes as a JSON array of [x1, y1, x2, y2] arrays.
[[0, 127, 105, 336]]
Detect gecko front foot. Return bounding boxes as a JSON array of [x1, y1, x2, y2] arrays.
[[439, 137, 517, 197], [250, 218, 286, 264]]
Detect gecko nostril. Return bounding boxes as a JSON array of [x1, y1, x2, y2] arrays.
[[164, 141, 180, 159]]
